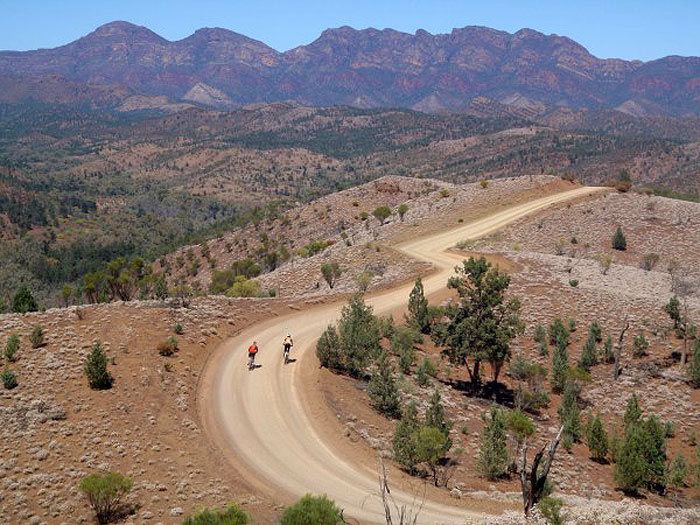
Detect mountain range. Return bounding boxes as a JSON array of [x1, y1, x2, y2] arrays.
[[1, 20, 699, 116]]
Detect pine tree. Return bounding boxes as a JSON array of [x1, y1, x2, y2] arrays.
[[586, 414, 609, 462], [615, 425, 648, 493], [84, 342, 113, 390], [612, 226, 627, 251], [558, 381, 582, 448], [392, 402, 420, 473], [407, 278, 431, 334], [623, 394, 642, 429], [603, 335, 615, 363], [551, 337, 569, 393], [589, 320, 603, 343], [668, 454, 688, 488], [578, 332, 598, 371], [368, 352, 401, 418], [548, 318, 570, 347], [477, 408, 510, 480], [425, 390, 452, 452], [316, 325, 342, 371]]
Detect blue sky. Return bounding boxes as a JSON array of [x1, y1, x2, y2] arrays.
[[2, 0, 698, 61]]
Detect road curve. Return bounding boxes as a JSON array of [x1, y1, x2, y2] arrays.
[[199, 186, 605, 524]]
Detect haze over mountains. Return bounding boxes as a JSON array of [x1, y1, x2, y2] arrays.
[[1, 20, 699, 116]]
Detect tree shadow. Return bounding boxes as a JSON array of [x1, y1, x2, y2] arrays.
[[443, 378, 515, 407]]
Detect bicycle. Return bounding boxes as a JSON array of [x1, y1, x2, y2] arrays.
[[283, 343, 292, 365]]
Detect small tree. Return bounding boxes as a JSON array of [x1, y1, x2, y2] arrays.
[[615, 425, 647, 493], [373, 206, 392, 225], [548, 318, 570, 347], [623, 394, 642, 430], [551, 338, 569, 394], [612, 226, 627, 251], [84, 342, 113, 390], [280, 494, 342, 525], [586, 414, 609, 462], [558, 381, 582, 448], [12, 284, 38, 313], [392, 402, 420, 473], [368, 352, 402, 418], [414, 425, 449, 486], [425, 390, 453, 452], [356, 270, 373, 292], [320, 262, 342, 290], [578, 332, 597, 371], [79, 471, 133, 525], [432, 257, 523, 385], [30, 325, 45, 349], [316, 325, 342, 371], [603, 335, 615, 363], [589, 320, 603, 343], [633, 333, 649, 358], [478, 407, 510, 480], [397, 203, 409, 221], [407, 277, 430, 334], [4, 334, 20, 362], [668, 454, 688, 488], [1, 367, 18, 389], [62, 285, 73, 307], [392, 326, 419, 374], [337, 294, 381, 376], [153, 274, 168, 300]]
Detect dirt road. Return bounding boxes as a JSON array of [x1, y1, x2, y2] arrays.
[[198, 186, 605, 524]]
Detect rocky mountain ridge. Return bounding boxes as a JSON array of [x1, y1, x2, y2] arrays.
[[1, 21, 699, 115]]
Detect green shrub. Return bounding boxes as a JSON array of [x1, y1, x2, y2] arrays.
[[30, 325, 45, 349], [316, 326, 343, 371], [281, 494, 342, 525], [226, 277, 263, 298], [1, 367, 17, 389], [612, 226, 627, 251], [12, 285, 38, 313], [603, 335, 615, 363], [537, 497, 565, 525], [183, 504, 249, 525], [668, 454, 688, 488], [4, 334, 19, 362], [633, 333, 649, 358], [174, 322, 184, 335], [397, 203, 409, 220], [79, 471, 133, 525], [84, 342, 113, 390], [158, 336, 179, 357], [640, 253, 660, 271]]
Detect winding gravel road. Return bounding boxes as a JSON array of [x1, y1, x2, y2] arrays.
[[198, 186, 604, 524]]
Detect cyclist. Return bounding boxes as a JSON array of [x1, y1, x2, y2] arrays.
[[247, 341, 259, 369], [283, 333, 294, 363]]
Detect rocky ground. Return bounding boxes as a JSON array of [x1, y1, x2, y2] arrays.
[[0, 297, 316, 524], [159, 174, 574, 298]]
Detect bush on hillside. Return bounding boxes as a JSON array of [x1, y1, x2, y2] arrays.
[[280, 494, 342, 525], [84, 342, 113, 390], [79, 471, 133, 525]]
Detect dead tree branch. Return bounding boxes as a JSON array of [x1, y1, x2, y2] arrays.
[[519, 426, 564, 516]]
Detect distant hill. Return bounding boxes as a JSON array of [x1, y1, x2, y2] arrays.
[[1, 21, 699, 115]]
